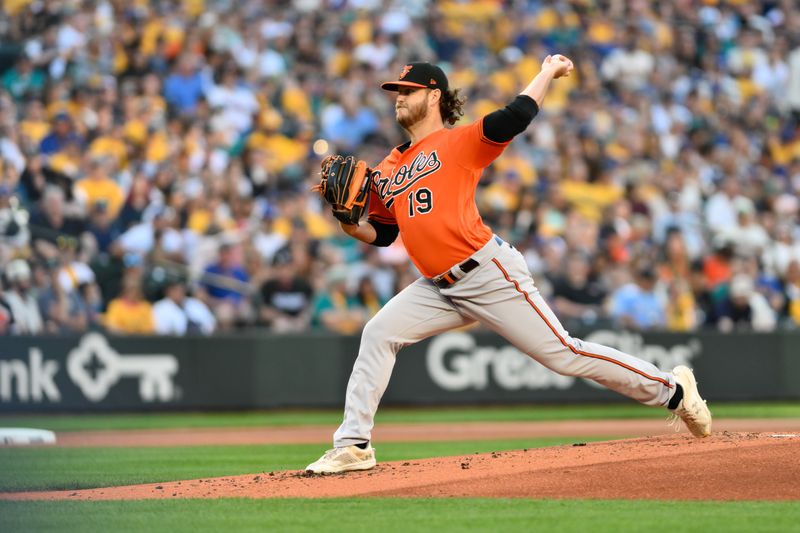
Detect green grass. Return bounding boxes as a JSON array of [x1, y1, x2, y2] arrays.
[[0, 437, 602, 492], [2, 499, 798, 533], [2, 404, 797, 532], [2, 402, 798, 432]]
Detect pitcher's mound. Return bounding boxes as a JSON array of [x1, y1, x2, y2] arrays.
[[4, 432, 798, 501]]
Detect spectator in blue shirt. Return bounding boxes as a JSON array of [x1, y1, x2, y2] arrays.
[[322, 95, 379, 153], [200, 243, 252, 331], [203, 243, 249, 302], [39, 114, 83, 155], [610, 266, 666, 330], [163, 56, 206, 114]]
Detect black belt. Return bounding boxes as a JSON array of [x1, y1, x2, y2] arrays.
[[431, 236, 504, 289], [432, 258, 480, 289]]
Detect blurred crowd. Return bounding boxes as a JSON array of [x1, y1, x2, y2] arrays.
[[1, 0, 800, 336]]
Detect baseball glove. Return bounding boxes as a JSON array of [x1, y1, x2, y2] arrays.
[[314, 155, 371, 225]]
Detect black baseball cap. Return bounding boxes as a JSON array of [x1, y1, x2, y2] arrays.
[[381, 62, 449, 92]]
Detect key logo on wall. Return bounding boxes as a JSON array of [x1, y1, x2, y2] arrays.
[[66, 333, 179, 402], [0, 333, 179, 403]]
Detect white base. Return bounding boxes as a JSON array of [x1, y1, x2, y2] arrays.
[[0, 428, 57, 446]]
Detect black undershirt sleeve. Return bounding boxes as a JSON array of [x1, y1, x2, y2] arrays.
[[482, 95, 539, 144], [367, 220, 399, 247]]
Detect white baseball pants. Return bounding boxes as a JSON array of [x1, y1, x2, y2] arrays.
[[333, 237, 677, 447]]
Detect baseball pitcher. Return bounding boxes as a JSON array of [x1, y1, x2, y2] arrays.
[[307, 55, 711, 474]]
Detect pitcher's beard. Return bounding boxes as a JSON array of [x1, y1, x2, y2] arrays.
[[396, 100, 429, 130]]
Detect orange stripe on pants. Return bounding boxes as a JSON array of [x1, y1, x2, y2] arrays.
[[491, 258, 673, 389]]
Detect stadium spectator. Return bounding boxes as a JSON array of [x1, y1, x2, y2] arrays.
[[85, 200, 121, 254], [2, 259, 43, 335], [713, 274, 777, 332], [665, 278, 699, 332], [0, 183, 30, 260], [311, 265, 367, 335], [37, 264, 89, 334], [252, 210, 287, 265], [199, 242, 252, 329], [73, 158, 125, 219], [39, 113, 82, 155], [2, 56, 45, 101], [118, 206, 184, 260], [609, 265, 666, 331], [651, 192, 705, 261], [259, 248, 313, 332], [206, 66, 260, 137], [704, 178, 747, 237], [104, 274, 155, 335], [703, 239, 735, 290], [600, 30, 654, 91], [117, 175, 151, 232], [28, 186, 85, 261], [163, 55, 206, 115], [658, 229, 692, 284], [0, 0, 799, 335], [153, 279, 216, 336], [321, 94, 380, 154], [354, 275, 386, 320], [18, 153, 62, 206], [54, 244, 97, 297], [716, 198, 770, 258], [550, 250, 607, 328], [78, 281, 103, 329]]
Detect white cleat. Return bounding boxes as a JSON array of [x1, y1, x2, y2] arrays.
[[305, 444, 377, 474], [670, 365, 712, 438]]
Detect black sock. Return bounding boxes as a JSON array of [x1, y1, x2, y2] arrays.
[[668, 384, 684, 410], [355, 441, 369, 449]]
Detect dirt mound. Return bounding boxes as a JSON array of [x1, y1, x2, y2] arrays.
[[3, 432, 798, 501], [50, 418, 800, 448]]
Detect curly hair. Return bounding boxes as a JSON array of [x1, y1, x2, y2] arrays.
[[439, 88, 466, 125]]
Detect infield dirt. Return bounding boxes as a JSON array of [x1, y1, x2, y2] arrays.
[[3, 432, 798, 501], [48, 417, 800, 447]]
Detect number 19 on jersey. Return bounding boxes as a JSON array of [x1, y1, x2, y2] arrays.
[[408, 187, 433, 217]]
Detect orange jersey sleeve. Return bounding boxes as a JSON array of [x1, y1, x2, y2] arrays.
[[447, 118, 511, 170]]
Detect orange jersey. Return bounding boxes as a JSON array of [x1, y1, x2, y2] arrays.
[[368, 118, 509, 278]]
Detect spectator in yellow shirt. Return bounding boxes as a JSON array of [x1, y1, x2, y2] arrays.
[[74, 158, 125, 218], [665, 279, 698, 332], [104, 274, 155, 335], [19, 100, 50, 147], [560, 163, 623, 223], [271, 192, 334, 240], [88, 107, 129, 168]]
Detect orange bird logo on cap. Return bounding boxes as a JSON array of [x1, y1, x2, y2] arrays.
[[399, 65, 412, 79]]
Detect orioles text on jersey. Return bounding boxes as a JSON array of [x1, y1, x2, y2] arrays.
[[372, 150, 442, 209]]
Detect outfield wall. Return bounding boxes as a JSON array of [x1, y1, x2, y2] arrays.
[[1, 329, 799, 412]]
